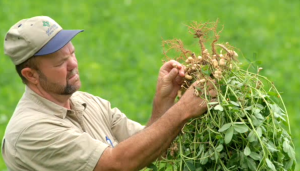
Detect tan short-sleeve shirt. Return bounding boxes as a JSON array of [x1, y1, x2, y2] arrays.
[[2, 86, 144, 171]]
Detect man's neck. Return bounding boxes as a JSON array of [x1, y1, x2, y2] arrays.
[[27, 84, 72, 109]]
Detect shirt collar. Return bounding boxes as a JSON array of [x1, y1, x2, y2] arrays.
[[24, 86, 86, 119]]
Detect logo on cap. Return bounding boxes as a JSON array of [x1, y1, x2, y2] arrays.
[[43, 21, 50, 27]]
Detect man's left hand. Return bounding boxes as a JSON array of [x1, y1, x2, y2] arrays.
[[149, 60, 185, 124]]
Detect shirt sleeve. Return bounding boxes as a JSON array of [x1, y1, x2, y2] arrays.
[[75, 92, 145, 143], [15, 120, 109, 171], [109, 106, 145, 142]]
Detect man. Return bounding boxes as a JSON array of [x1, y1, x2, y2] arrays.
[[2, 16, 210, 171]]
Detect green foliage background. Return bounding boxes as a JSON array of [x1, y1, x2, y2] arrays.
[[0, 0, 299, 170]]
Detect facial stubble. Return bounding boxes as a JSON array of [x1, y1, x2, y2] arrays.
[[37, 70, 80, 95]]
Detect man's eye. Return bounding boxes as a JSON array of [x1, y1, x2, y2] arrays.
[[55, 62, 64, 67]]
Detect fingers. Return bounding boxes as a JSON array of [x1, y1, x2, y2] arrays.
[[177, 83, 208, 118], [165, 68, 179, 82], [192, 79, 218, 98], [206, 79, 217, 98], [172, 62, 185, 77], [160, 60, 185, 85], [206, 79, 216, 90], [161, 60, 177, 72], [161, 60, 185, 76], [208, 89, 218, 98], [174, 74, 184, 85]]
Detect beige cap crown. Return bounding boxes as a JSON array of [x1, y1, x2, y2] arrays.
[[4, 16, 63, 65], [4, 16, 83, 65]]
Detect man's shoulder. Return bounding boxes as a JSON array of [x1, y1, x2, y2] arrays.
[[6, 106, 65, 131]]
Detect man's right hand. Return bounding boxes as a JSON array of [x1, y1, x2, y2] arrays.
[[175, 81, 207, 119], [175, 80, 217, 119]]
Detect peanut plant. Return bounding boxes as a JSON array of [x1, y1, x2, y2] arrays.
[[148, 20, 296, 171]]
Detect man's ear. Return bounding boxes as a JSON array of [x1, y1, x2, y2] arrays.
[[21, 68, 39, 84]]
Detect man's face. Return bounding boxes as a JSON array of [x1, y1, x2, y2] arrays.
[[35, 42, 81, 95]]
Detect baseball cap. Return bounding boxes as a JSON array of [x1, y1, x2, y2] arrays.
[[4, 16, 83, 65]]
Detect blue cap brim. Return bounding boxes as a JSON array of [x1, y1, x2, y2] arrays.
[[34, 30, 83, 56]]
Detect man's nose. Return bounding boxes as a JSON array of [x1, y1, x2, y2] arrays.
[[68, 56, 78, 70]]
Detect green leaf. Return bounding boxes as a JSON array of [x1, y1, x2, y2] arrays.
[[273, 161, 283, 167], [207, 148, 215, 160], [254, 113, 264, 120], [233, 123, 248, 133], [251, 115, 264, 127], [147, 163, 158, 171], [230, 80, 243, 88], [195, 168, 204, 171], [283, 139, 295, 160], [230, 101, 239, 106], [158, 167, 165, 171], [244, 106, 252, 110], [249, 152, 261, 161], [208, 102, 219, 105], [244, 146, 251, 156], [185, 148, 191, 156], [197, 144, 205, 157], [266, 141, 278, 152], [268, 91, 278, 97], [214, 104, 224, 111], [214, 150, 219, 161], [270, 104, 281, 113], [250, 115, 259, 127], [239, 151, 247, 169], [270, 104, 286, 121], [284, 158, 295, 170], [215, 144, 223, 152], [200, 151, 209, 165], [184, 161, 196, 171], [225, 126, 234, 144], [218, 123, 231, 132], [266, 158, 276, 171], [252, 108, 261, 114], [247, 131, 257, 142], [256, 104, 264, 109], [216, 135, 222, 140], [246, 157, 257, 171], [201, 65, 211, 76], [256, 127, 262, 137]]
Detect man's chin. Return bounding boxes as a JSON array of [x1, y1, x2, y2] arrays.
[[62, 82, 81, 95], [75, 82, 81, 92]]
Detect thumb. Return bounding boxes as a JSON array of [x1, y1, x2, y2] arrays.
[[165, 68, 178, 82]]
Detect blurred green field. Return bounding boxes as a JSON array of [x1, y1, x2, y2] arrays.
[[0, 0, 299, 170]]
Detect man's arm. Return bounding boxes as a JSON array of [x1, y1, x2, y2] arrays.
[[94, 80, 209, 171]]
